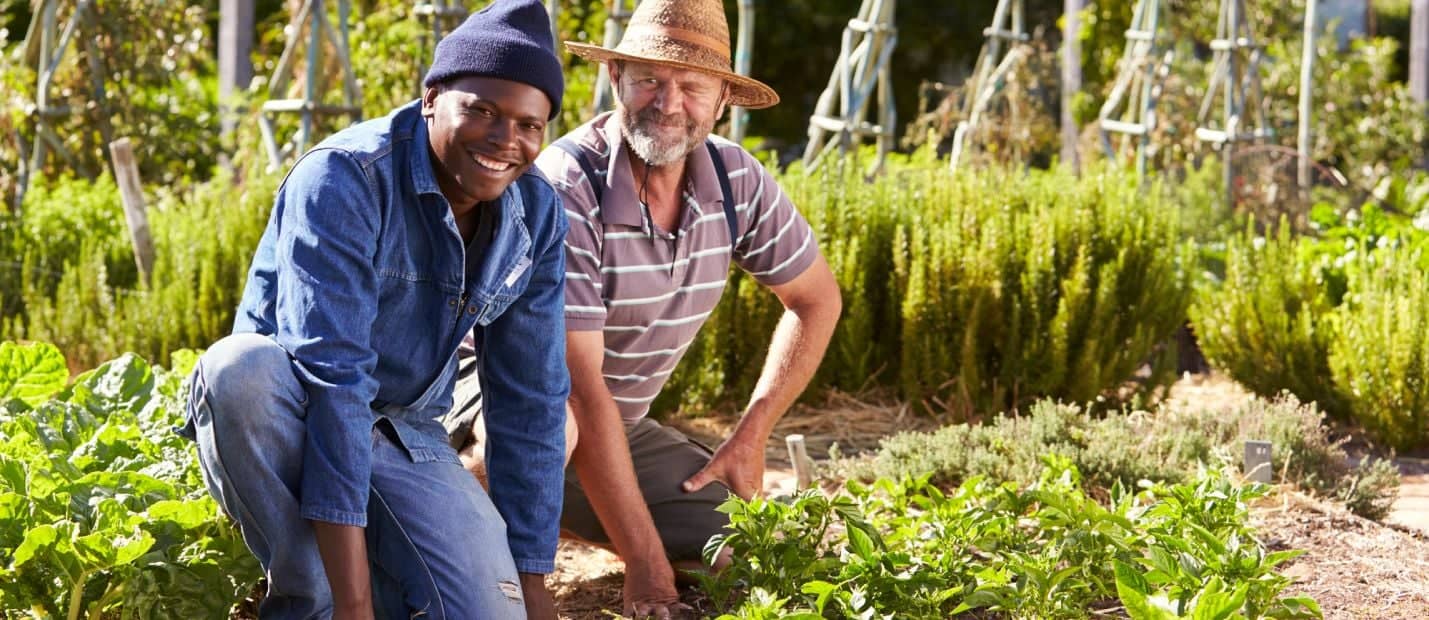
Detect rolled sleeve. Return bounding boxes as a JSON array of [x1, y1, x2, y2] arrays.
[[731, 154, 819, 287], [269, 149, 382, 527], [481, 191, 571, 573]]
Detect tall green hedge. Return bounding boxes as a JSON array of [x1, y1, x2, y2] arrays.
[[658, 158, 1194, 419], [3, 167, 277, 370], [1194, 212, 1429, 450]]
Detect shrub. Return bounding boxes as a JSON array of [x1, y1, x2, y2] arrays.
[[0, 175, 135, 318], [830, 395, 1399, 520], [6, 166, 278, 369], [661, 159, 1194, 420], [1191, 222, 1346, 419], [1329, 245, 1429, 450]]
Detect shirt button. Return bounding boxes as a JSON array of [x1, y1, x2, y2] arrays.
[[449, 299, 458, 307], [467, 305, 478, 315]]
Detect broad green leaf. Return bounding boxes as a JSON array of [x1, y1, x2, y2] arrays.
[[0, 342, 68, 408], [11, 523, 59, 567], [75, 527, 153, 569], [801, 580, 837, 613], [146, 499, 212, 529], [846, 523, 876, 562], [1268, 596, 1324, 619], [62, 353, 155, 417], [1117, 561, 1183, 620]]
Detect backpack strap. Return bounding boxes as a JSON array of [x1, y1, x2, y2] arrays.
[[553, 136, 738, 254], [704, 140, 739, 254], [550, 137, 603, 205]]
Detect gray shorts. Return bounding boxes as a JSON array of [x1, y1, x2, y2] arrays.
[[441, 357, 731, 564]]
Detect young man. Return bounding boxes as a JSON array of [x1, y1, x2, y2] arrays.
[[177, 2, 569, 618], [549, 0, 841, 616]]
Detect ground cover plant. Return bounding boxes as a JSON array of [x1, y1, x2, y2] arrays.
[[0, 341, 259, 618], [702, 458, 1322, 619], [832, 397, 1399, 521]]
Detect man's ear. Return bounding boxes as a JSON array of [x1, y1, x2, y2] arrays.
[[421, 85, 440, 117], [606, 60, 623, 99], [716, 83, 732, 119]]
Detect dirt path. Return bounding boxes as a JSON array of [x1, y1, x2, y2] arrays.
[[1387, 457, 1429, 535]]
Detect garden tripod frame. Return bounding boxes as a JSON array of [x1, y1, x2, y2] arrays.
[[15, 0, 114, 212], [257, 0, 363, 170], [1096, 0, 1172, 181], [1194, 0, 1273, 209], [948, 0, 1030, 172], [802, 0, 897, 177]]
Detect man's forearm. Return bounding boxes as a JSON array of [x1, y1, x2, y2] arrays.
[[568, 397, 669, 566], [312, 521, 374, 618], [734, 295, 841, 442]]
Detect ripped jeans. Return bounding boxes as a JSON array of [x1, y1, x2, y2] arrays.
[[181, 333, 526, 619]]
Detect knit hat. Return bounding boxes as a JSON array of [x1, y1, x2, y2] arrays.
[[423, 0, 564, 119]]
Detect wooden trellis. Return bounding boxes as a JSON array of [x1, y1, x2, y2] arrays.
[[948, 0, 1029, 172], [256, 0, 363, 170], [16, 0, 113, 211], [802, 0, 897, 176], [1096, 0, 1171, 181], [1194, 0, 1272, 208], [414, 0, 470, 97]]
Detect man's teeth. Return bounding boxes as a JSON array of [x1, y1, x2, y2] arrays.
[[473, 154, 513, 171]]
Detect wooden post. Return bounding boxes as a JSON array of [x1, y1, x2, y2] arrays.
[[219, 0, 255, 136], [1061, 0, 1082, 173], [108, 139, 155, 286], [1299, 0, 1318, 199], [785, 434, 814, 490], [729, 0, 756, 143], [1413, 0, 1429, 104]]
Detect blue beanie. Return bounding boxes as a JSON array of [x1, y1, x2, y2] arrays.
[[423, 0, 564, 119]]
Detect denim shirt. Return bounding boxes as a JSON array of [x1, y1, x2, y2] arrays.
[[231, 100, 570, 574]]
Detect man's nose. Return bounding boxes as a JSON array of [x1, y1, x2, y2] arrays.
[[653, 82, 683, 114]]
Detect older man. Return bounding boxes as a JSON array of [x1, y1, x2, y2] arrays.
[[179, 1, 569, 617], [547, 0, 841, 615]]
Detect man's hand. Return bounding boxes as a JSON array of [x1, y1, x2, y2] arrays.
[[681, 435, 764, 500], [623, 560, 691, 619], [519, 572, 557, 620]]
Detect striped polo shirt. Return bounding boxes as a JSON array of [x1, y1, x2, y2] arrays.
[[536, 112, 819, 423]]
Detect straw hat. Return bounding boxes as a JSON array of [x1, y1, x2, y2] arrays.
[[565, 0, 780, 109]]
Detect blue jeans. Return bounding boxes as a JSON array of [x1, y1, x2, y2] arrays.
[[186, 333, 526, 619]]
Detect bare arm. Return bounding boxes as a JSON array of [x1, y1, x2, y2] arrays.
[[312, 522, 374, 619], [683, 253, 842, 498], [566, 330, 687, 617]]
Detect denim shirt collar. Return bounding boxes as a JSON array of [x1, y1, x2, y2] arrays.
[[408, 113, 445, 199]]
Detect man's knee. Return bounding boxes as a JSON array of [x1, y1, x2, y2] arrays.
[[197, 333, 303, 432]]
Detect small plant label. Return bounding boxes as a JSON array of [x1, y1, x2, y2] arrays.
[[1244, 440, 1273, 483]]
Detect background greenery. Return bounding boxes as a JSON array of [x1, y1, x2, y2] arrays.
[[2, 1, 1428, 443]]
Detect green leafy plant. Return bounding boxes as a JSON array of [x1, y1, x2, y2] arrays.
[[0, 342, 260, 618], [831, 396, 1399, 521], [662, 158, 1193, 420], [703, 460, 1320, 619]]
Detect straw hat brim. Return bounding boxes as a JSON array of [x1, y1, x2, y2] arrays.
[[566, 41, 780, 110]]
